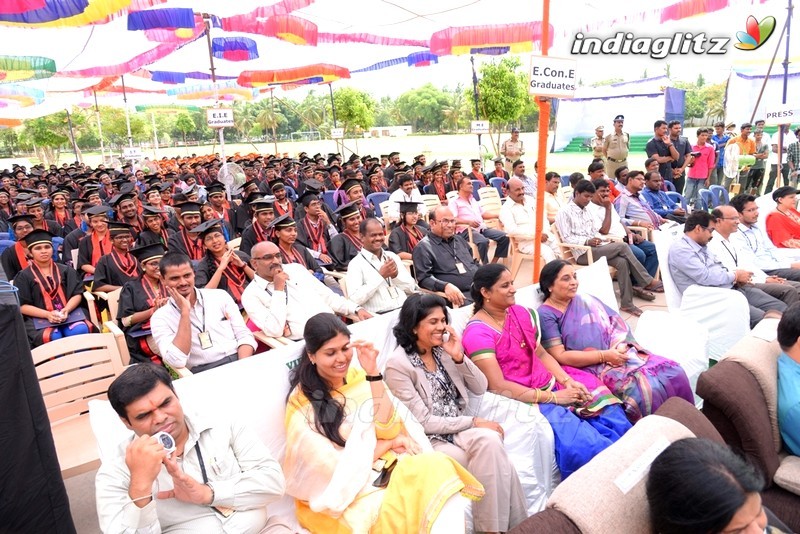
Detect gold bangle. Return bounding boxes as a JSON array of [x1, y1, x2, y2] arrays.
[[131, 494, 152, 503], [533, 389, 540, 404], [550, 392, 557, 404]]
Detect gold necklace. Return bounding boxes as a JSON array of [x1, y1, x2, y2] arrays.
[[483, 309, 526, 349]]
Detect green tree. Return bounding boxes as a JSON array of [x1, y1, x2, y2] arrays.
[[673, 82, 705, 124], [696, 74, 706, 88], [474, 57, 530, 153], [375, 96, 399, 127], [396, 84, 450, 132], [700, 82, 726, 122], [21, 112, 73, 165], [256, 107, 287, 142], [174, 113, 195, 145], [333, 87, 375, 136], [442, 84, 470, 132], [101, 106, 149, 147]]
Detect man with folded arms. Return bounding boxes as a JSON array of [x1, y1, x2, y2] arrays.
[[96, 364, 290, 532], [150, 252, 257, 373]]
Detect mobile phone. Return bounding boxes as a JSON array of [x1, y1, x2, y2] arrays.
[[442, 331, 450, 343], [690, 151, 701, 157]]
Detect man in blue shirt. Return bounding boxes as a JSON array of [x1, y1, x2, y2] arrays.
[[668, 211, 785, 327], [710, 121, 732, 186], [641, 171, 686, 224], [776, 303, 800, 456]]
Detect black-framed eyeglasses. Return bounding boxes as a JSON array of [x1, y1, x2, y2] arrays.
[[252, 253, 282, 261]]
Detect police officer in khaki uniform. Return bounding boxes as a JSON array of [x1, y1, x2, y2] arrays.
[[604, 114, 630, 179], [591, 126, 605, 160]]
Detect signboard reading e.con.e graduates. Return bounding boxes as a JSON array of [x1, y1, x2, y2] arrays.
[[528, 56, 577, 99]]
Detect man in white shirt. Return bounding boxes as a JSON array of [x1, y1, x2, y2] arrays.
[[709, 205, 799, 305], [498, 177, 557, 262], [345, 218, 416, 313], [729, 193, 800, 280], [387, 173, 425, 219], [96, 364, 290, 533], [555, 180, 662, 316], [448, 175, 509, 264], [150, 253, 257, 373], [512, 160, 537, 198], [241, 241, 372, 341], [766, 123, 798, 193], [544, 171, 565, 224]]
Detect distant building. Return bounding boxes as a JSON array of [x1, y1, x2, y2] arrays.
[[367, 125, 412, 138]]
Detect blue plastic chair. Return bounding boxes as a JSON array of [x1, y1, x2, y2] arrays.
[[663, 180, 676, 192], [321, 191, 337, 211], [0, 239, 13, 256], [0, 232, 9, 241], [52, 236, 64, 261], [694, 191, 709, 212], [699, 188, 717, 210], [285, 186, 297, 202], [470, 180, 482, 200], [366, 192, 390, 217], [561, 174, 570, 187], [666, 191, 688, 212], [709, 184, 730, 205], [489, 177, 507, 198]]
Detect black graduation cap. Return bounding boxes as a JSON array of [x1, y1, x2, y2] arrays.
[[339, 178, 363, 194], [110, 192, 136, 208], [25, 229, 54, 249], [108, 221, 134, 237], [131, 242, 166, 264], [24, 197, 45, 209], [395, 172, 414, 184], [267, 213, 297, 230], [171, 193, 189, 205], [430, 162, 444, 174], [205, 181, 226, 197], [303, 178, 325, 193], [8, 214, 34, 227], [326, 166, 341, 175], [347, 153, 360, 163], [178, 201, 201, 216], [397, 201, 423, 214], [111, 178, 127, 187], [142, 205, 167, 218], [388, 151, 399, 158], [312, 153, 323, 161], [82, 188, 101, 200], [182, 184, 199, 196], [335, 200, 361, 220], [451, 160, 462, 168], [492, 156, 504, 163], [188, 218, 224, 238], [241, 178, 260, 192], [367, 166, 380, 177], [158, 183, 173, 192], [248, 198, 274, 213], [119, 182, 137, 195], [50, 186, 74, 199], [411, 161, 423, 169], [84, 204, 111, 218], [297, 190, 320, 207], [269, 179, 285, 192]]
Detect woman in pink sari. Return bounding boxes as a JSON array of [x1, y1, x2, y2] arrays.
[[462, 264, 631, 478], [537, 260, 694, 422]]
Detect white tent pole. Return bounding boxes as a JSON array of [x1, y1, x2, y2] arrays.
[[203, 14, 227, 196], [121, 75, 133, 149]]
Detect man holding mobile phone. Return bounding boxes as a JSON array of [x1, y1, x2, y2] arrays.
[[645, 120, 681, 190], [685, 127, 716, 207]]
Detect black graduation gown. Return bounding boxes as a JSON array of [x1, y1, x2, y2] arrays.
[[117, 277, 165, 364], [93, 251, 141, 290], [239, 223, 274, 256], [45, 211, 73, 237], [166, 228, 204, 261], [294, 202, 337, 226], [194, 251, 251, 307], [35, 219, 63, 237], [166, 214, 181, 233], [63, 227, 85, 268], [14, 263, 87, 347], [77, 232, 111, 275], [295, 216, 332, 255], [280, 244, 322, 275], [388, 224, 427, 256], [273, 199, 296, 220], [328, 233, 361, 271], [136, 228, 174, 249], [1, 242, 28, 281], [234, 203, 251, 235]]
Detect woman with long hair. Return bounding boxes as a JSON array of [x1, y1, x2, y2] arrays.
[[284, 313, 484, 533], [538, 260, 694, 422], [385, 294, 532, 531], [192, 220, 253, 308], [461, 264, 631, 479], [388, 203, 427, 260]]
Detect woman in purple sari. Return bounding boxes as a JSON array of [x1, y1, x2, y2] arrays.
[[462, 264, 631, 478], [538, 260, 694, 422]]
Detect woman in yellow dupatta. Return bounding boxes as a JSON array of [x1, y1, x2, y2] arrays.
[[284, 313, 484, 534]]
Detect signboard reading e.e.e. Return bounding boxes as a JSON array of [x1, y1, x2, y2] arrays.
[[206, 108, 235, 128], [528, 56, 577, 99]]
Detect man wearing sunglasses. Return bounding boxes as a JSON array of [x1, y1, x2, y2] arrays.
[[241, 241, 371, 341]]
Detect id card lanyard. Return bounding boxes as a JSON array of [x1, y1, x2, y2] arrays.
[[171, 290, 212, 349], [362, 252, 399, 299], [265, 284, 292, 337]]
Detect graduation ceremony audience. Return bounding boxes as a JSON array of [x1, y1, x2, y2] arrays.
[[5, 127, 800, 533]]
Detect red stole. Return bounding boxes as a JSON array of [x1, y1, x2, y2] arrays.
[[14, 242, 29, 271], [434, 181, 446, 201], [30, 261, 68, 312], [401, 224, 423, 251], [279, 244, 306, 268], [253, 221, 273, 243], [109, 249, 139, 279], [302, 217, 327, 254], [342, 230, 363, 250], [180, 227, 203, 260], [91, 232, 111, 265], [214, 256, 247, 303], [53, 209, 69, 227], [275, 201, 294, 219]]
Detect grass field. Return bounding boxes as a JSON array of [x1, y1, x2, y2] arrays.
[[33, 132, 656, 177]]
